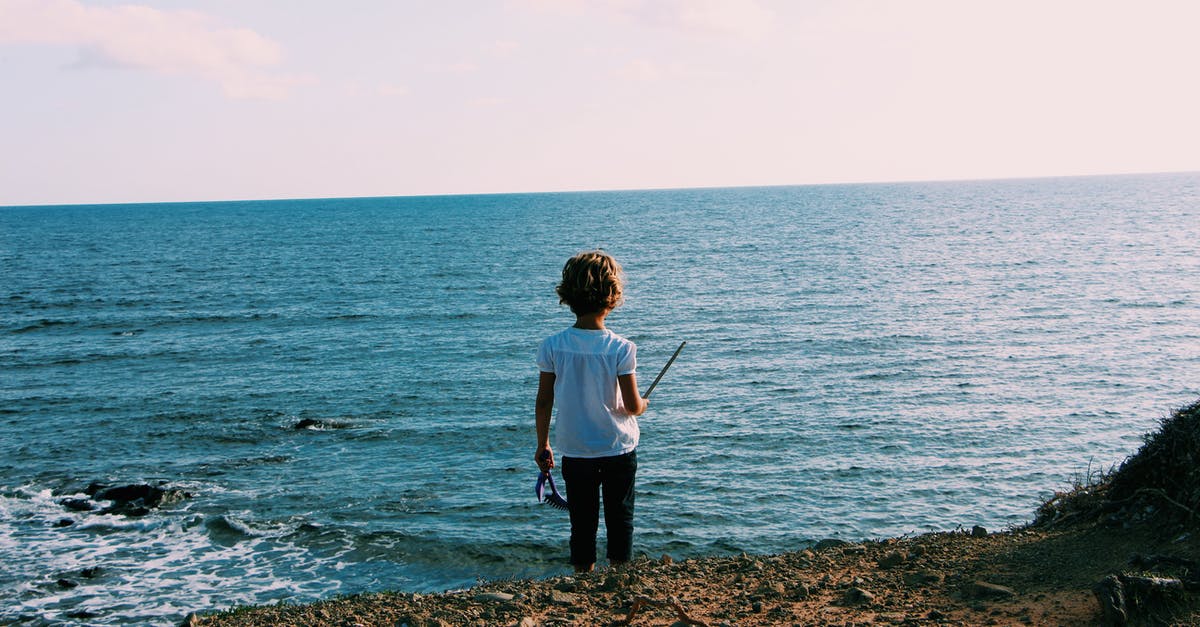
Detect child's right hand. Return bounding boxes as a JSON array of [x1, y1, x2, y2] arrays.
[[536, 447, 554, 471]]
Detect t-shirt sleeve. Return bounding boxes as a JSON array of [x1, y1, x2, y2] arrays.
[[617, 341, 636, 376], [536, 338, 554, 373]]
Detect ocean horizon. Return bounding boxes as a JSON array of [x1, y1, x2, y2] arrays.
[[2, 172, 1198, 625]]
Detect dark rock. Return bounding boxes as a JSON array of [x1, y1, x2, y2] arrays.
[[60, 498, 95, 512], [1101, 573, 1186, 625], [179, 612, 203, 627], [54, 518, 74, 528], [1094, 574, 1126, 627], [294, 418, 349, 430], [81, 566, 103, 579], [878, 551, 906, 568], [92, 483, 191, 516], [971, 525, 988, 538], [814, 538, 849, 551], [56, 578, 78, 589], [601, 573, 627, 591], [67, 610, 100, 619]]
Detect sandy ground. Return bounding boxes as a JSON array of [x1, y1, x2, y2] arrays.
[[193, 520, 1200, 626]]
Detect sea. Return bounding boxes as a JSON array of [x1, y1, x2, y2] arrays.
[[2, 172, 1199, 625]]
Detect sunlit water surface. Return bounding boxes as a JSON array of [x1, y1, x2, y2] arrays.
[[2, 173, 1198, 624]]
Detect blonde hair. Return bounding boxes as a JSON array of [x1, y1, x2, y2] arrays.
[[556, 250, 625, 315]]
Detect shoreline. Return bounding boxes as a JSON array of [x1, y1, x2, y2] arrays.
[[194, 398, 1200, 625], [192, 522, 1199, 626]]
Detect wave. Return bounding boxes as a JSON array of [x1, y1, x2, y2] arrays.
[[10, 318, 80, 333]]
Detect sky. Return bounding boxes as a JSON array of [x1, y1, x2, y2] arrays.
[[2, 0, 1199, 206]]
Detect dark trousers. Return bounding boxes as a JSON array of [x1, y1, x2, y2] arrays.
[[561, 450, 637, 566]]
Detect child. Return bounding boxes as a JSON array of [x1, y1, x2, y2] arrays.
[[535, 250, 648, 573]]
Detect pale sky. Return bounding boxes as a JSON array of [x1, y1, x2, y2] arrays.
[[2, 0, 1199, 206]]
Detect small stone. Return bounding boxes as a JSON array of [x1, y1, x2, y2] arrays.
[[601, 573, 627, 591], [56, 578, 78, 589], [179, 612, 203, 627], [660, 553, 673, 565], [791, 582, 811, 600], [971, 525, 988, 538], [904, 570, 945, 587], [54, 519, 74, 528], [516, 618, 536, 627], [756, 581, 786, 598], [554, 578, 577, 592], [475, 592, 515, 603], [971, 581, 1016, 599], [549, 589, 578, 606], [878, 551, 906, 568], [81, 566, 103, 579], [843, 587, 875, 605]]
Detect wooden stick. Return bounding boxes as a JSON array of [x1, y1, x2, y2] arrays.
[[644, 341, 686, 398]]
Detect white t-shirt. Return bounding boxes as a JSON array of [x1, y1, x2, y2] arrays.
[[537, 327, 639, 458]]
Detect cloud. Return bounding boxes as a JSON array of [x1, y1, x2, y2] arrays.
[[489, 40, 521, 57], [377, 82, 409, 97], [512, 0, 774, 40], [469, 96, 507, 108], [616, 58, 661, 82], [0, 0, 308, 99], [641, 0, 774, 40]]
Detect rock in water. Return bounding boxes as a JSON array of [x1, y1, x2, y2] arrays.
[[90, 483, 192, 516], [59, 498, 95, 512]]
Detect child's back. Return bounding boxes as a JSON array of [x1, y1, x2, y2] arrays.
[[534, 250, 647, 573]]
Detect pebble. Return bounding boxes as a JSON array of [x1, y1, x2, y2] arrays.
[[474, 592, 515, 603], [972, 525, 989, 538], [843, 587, 875, 605], [904, 570, 945, 587], [549, 590, 578, 606], [971, 580, 1016, 599]]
